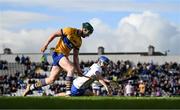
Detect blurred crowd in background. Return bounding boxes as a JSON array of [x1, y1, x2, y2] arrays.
[[0, 55, 179, 97]]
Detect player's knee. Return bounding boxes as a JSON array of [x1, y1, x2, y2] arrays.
[[46, 77, 56, 84], [67, 65, 75, 73]]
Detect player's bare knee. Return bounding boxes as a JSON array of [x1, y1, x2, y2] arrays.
[[67, 65, 75, 73], [46, 77, 56, 84]]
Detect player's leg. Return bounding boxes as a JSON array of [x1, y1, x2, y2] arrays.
[[44, 66, 61, 84], [59, 57, 75, 95], [56, 83, 79, 97], [96, 89, 100, 96], [92, 89, 96, 95], [23, 66, 60, 96], [55, 92, 67, 96], [93, 88, 100, 96]]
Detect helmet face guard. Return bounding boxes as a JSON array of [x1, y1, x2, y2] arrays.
[[82, 22, 94, 35]]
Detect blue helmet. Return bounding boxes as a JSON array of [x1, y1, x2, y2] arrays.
[[99, 56, 110, 65]]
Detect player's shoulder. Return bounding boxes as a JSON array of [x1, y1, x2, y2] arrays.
[[91, 63, 100, 68], [63, 27, 78, 34], [91, 63, 102, 72]]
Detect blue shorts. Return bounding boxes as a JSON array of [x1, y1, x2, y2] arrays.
[[52, 52, 64, 66], [71, 84, 85, 96]]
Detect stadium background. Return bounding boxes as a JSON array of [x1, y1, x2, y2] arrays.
[[0, 46, 179, 109]]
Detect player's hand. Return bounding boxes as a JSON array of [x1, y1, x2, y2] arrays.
[[41, 45, 47, 53]]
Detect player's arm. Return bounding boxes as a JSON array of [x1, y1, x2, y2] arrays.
[[73, 48, 82, 76], [103, 78, 110, 83], [41, 29, 63, 53], [96, 72, 112, 95]]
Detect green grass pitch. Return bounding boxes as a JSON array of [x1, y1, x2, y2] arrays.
[[0, 96, 180, 109]]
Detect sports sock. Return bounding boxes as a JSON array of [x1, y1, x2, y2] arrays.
[[65, 76, 73, 95]]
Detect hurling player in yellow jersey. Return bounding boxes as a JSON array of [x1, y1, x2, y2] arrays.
[[23, 22, 94, 96]]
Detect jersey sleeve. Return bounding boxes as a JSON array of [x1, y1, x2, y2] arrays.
[[95, 67, 102, 76], [95, 71, 101, 76]]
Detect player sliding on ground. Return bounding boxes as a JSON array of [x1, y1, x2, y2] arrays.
[[56, 56, 112, 96], [23, 22, 94, 96]]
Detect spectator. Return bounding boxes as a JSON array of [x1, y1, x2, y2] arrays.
[[0, 57, 179, 97], [21, 55, 26, 64], [138, 80, 145, 96], [92, 81, 101, 96], [0, 61, 3, 70], [124, 80, 134, 96], [15, 55, 20, 63]]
